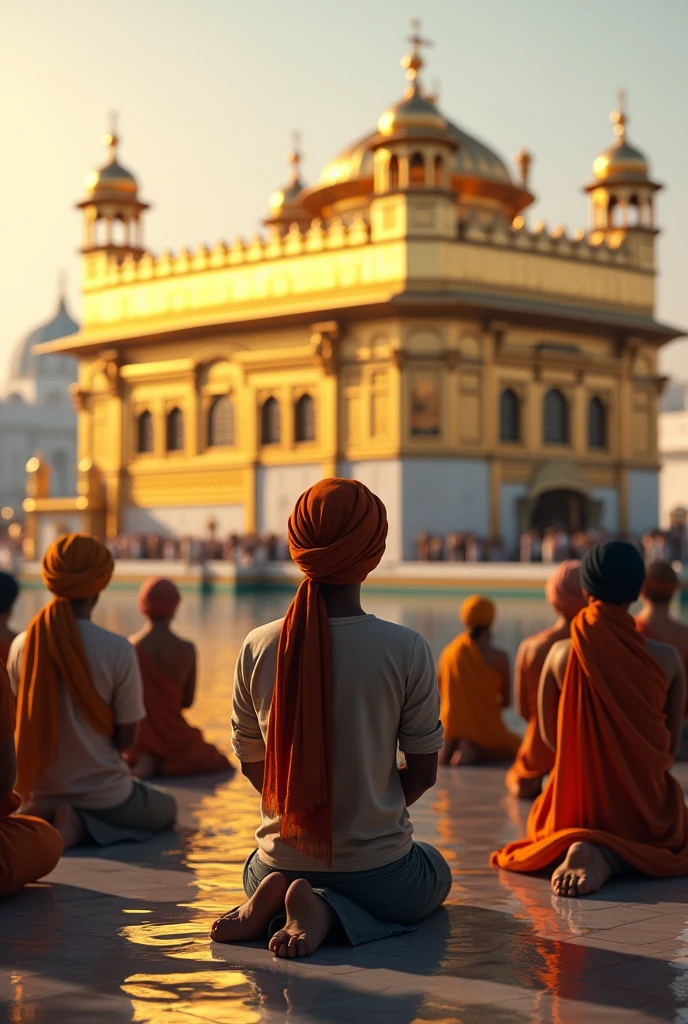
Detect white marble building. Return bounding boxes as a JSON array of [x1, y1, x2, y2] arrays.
[[660, 384, 688, 527], [1, 290, 78, 516]]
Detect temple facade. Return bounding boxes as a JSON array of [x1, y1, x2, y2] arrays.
[[30, 27, 679, 559]]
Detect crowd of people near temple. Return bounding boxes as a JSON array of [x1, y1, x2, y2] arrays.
[[108, 532, 289, 565], [2, 478, 688, 958], [416, 523, 688, 565]]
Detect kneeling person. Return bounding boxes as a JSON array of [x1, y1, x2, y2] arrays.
[[491, 540, 688, 897], [9, 533, 177, 848], [212, 479, 451, 957]]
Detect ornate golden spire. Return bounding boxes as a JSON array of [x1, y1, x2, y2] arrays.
[[401, 17, 433, 97], [103, 110, 119, 160], [287, 129, 302, 187], [610, 89, 627, 142]]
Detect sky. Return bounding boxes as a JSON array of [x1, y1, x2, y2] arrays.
[[3, 0, 688, 381]]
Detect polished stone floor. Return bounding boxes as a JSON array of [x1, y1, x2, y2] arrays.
[[3, 589, 688, 1023], [2, 762, 688, 1024]]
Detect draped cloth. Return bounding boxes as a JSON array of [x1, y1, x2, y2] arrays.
[[491, 601, 688, 876], [0, 658, 62, 898], [14, 534, 115, 802], [127, 647, 230, 776], [438, 633, 520, 758], [262, 478, 388, 865]]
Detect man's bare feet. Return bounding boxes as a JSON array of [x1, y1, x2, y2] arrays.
[[506, 776, 543, 800], [53, 803, 86, 850], [268, 878, 334, 958], [211, 872, 288, 944], [130, 752, 158, 779], [551, 841, 613, 898]]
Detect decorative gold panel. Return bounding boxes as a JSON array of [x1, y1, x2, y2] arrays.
[[459, 372, 482, 444], [130, 468, 245, 507]]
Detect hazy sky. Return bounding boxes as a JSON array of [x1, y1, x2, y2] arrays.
[[3, 0, 688, 381]]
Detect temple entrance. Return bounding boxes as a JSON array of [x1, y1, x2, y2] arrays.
[[531, 488, 589, 532]]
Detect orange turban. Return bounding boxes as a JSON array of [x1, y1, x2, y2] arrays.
[[262, 478, 387, 864], [138, 577, 181, 620], [545, 560, 586, 620], [642, 561, 680, 604], [461, 595, 495, 629], [15, 534, 115, 801]]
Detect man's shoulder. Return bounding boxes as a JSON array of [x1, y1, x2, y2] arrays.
[[241, 618, 284, 655], [645, 637, 683, 679]]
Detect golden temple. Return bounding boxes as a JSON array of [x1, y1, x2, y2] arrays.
[[27, 24, 679, 559]]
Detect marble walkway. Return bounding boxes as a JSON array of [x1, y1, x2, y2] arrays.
[[2, 763, 688, 1024]]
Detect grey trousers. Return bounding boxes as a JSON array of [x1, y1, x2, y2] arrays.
[[77, 780, 177, 845], [244, 841, 452, 946]]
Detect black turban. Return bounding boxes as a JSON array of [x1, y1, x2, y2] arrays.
[[580, 540, 645, 606], [0, 572, 18, 614]]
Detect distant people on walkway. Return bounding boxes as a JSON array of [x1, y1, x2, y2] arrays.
[[0, 657, 62, 898], [491, 541, 688, 897], [506, 561, 586, 799], [0, 573, 19, 667], [9, 533, 176, 850], [212, 478, 450, 957], [636, 561, 688, 760], [437, 596, 520, 766], [125, 577, 230, 778], [109, 532, 289, 566]]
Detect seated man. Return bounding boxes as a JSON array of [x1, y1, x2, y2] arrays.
[[635, 561, 688, 759], [0, 572, 19, 667], [506, 561, 586, 799], [438, 596, 520, 766], [0, 658, 62, 898], [9, 533, 177, 848], [126, 577, 230, 778], [212, 478, 451, 957], [491, 540, 688, 897]]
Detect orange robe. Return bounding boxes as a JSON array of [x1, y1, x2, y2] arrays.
[[0, 660, 62, 899], [491, 601, 688, 876], [438, 633, 520, 759], [128, 648, 230, 777], [635, 617, 688, 715], [505, 624, 567, 790]]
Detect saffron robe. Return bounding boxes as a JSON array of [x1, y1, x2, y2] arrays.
[[438, 633, 520, 758], [0, 660, 62, 898], [491, 601, 688, 876], [127, 648, 229, 777]]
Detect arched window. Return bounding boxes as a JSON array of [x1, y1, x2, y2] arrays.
[[409, 152, 425, 187], [207, 395, 235, 447], [411, 379, 441, 436], [294, 394, 316, 443], [137, 410, 154, 453], [166, 407, 184, 452], [434, 155, 443, 187], [261, 397, 281, 445], [588, 396, 607, 449], [543, 389, 569, 445], [389, 155, 399, 190], [499, 388, 520, 443]]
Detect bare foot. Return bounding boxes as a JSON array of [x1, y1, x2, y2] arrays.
[[211, 872, 288, 944], [551, 841, 613, 898], [53, 803, 86, 850], [268, 878, 334, 959], [130, 753, 158, 779], [506, 776, 543, 800], [451, 740, 478, 766]]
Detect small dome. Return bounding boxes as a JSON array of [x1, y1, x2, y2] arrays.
[[266, 136, 308, 225], [592, 95, 650, 183], [83, 127, 139, 198], [377, 91, 446, 137], [10, 290, 79, 382]]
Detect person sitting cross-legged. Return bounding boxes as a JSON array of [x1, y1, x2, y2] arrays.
[[211, 478, 451, 958], [9, 533, 177, 849], [126, 577, 230, 778], [438, 596, 520, 766], [491, 540, 688, 898]]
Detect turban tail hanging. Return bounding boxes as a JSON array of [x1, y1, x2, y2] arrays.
[[14, 534, 115, 801], [262, 478, 388, 865]]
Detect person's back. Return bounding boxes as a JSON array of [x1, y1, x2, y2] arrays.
[[127, 577, 229, 778], [635, 562, 688, 711], [236, 612, 439, 870], [438, 595, 519, 765], [491, 540, 688, 898]]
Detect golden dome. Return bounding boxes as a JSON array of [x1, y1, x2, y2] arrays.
[[84, 120, 139, 198], [377, 91, 447, 137], [592, 92, 650, 182]]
